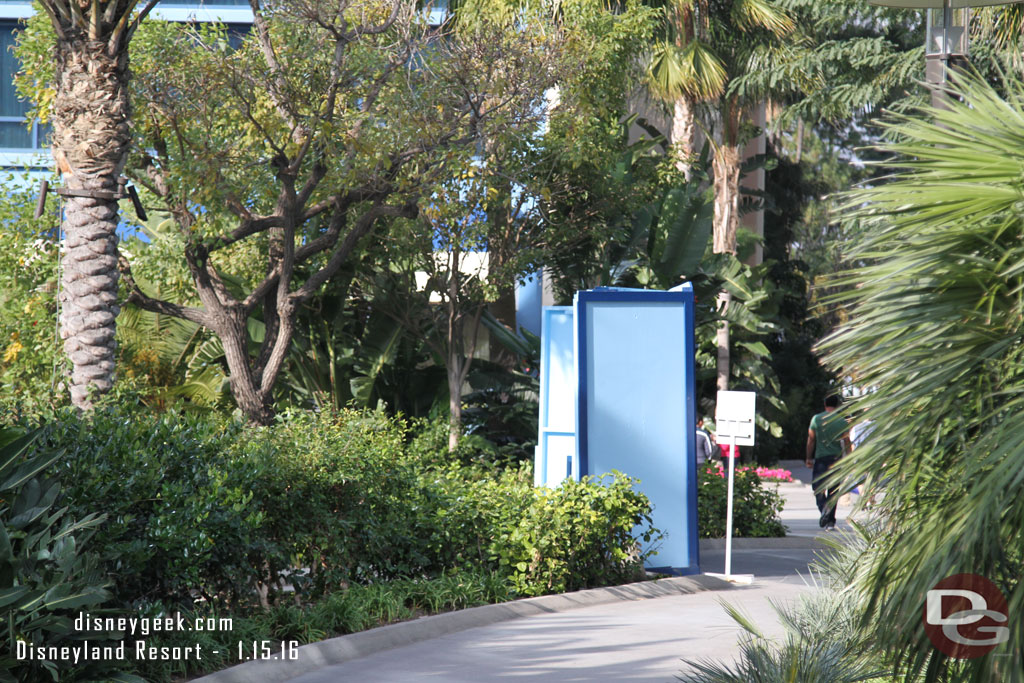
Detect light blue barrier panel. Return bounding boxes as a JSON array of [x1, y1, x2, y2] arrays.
[[534, 307, 577, 488], [575, 286, 698, 574]]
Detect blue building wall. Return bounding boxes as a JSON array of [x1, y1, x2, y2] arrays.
[[515, 272, 544, 339]]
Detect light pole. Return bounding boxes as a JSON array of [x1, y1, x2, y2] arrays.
[[868, 0, 1020, 106]]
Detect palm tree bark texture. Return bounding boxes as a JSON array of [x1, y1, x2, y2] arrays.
[[41, 0, 158, 409]]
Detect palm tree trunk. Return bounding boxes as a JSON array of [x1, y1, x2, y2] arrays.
[[54, 37, 131, 409], [671, 96, 698, 179], [711, 143, 741, 255], [711, 106, 742, 393]]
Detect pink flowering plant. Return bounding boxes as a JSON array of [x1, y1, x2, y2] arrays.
[[705, 462, 794, 483]]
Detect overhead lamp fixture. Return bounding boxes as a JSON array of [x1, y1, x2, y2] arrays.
[[868, 0, 1021, 105]]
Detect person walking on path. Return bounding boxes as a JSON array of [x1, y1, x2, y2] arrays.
[[696, 417, 714, 466], [805, 395, 850, 530]]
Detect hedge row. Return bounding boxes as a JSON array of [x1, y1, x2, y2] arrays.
[[42, 407, 659, 609]]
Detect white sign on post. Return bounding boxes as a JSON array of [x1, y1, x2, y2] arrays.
[[715, 390, 756, 446], [710, 390, 757, 584]]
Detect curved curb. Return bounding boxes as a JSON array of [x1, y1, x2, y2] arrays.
[[699, 535, 829, 551], [193, 574, 735, 683]]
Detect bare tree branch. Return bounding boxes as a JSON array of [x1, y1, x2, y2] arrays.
[[119, 255, 214, 327], [291, 201, 417, 304], [248, 0, 305, 136]]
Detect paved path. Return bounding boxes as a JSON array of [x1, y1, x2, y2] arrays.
[[198, 459, 858, 683], [287, 581, 812, 683]]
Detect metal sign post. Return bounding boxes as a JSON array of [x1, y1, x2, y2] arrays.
[[709, 390, 756, 584]]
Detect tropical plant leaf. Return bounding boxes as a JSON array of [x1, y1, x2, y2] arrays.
[[819, 69, 1024, 680], [653, 186, 714, 284]]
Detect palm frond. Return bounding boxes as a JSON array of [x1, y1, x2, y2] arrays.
[[819, 68, 1024, 679], [649, 38, 727, 101], [679, 587, 890, 682], [730, 0, 793, 36]]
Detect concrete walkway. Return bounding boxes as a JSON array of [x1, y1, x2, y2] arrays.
[[196, 459, 856, 683]]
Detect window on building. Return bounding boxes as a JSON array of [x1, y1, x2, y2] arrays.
[[0, 20, 46, 150]]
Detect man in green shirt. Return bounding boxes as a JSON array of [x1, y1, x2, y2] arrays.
[[805, 394, 850, 530]]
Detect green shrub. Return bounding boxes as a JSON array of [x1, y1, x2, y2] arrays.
[[411, 461, 536, 572], [45, 406, 429, 608], [230, 408, 432, 597], [496, 473, 657, 596], [696, 464, 786, 538], [0, 428, 139, 683], [412, 463, 659, 596], [44, 408, 265, 608], [39, 407, 660, 614]]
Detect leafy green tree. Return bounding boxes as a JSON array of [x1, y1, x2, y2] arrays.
[[20, 1, 563, 425], [373, 0, 657, 449], [758, 145, 836, 461], [644, 0, 793, 393], [821, 70, 1024, 680], [646, 0, 792, 256], [456, 0, 660, 350], [762, 0, 924, 130], [530, 0, 660, 300]]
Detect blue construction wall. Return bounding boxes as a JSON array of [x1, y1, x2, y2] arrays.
[[534, 286, 698, 575]]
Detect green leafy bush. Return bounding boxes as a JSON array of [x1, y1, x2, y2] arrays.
[[46, 406, 423, 607], [45, 408, 264, 608], [0, 428, 138, 683], [42, 407, 660, 612], [0, 187, 67, 421], [229, 408, 433, 597], [496, 473, 656, 596], [696, 465, 785, 538]]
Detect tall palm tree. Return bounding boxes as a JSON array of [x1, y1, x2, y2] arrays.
[[38, 0, 157, 409], [822, 70, 1024, 680], [647, 0, 792, 391], [648, 0, 725, 176]]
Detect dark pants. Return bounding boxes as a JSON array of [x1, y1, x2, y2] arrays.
[[812, 456, 840, 527]]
